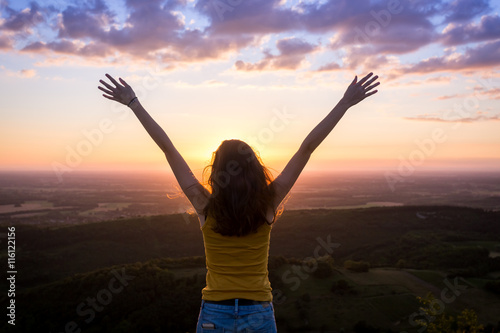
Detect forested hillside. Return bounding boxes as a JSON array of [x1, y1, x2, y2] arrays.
[[2, 206, 500, 332]]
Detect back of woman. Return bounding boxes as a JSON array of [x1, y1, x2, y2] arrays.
[[201, 214, 272, 302], [199, 214, 275, 331], [197, 139, 278, 331]]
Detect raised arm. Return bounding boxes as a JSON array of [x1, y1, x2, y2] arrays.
[[98, 74, 209, 213], [271, 72, 380, 211]]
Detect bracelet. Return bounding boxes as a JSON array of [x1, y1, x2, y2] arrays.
[[127, 97, 138, 107]]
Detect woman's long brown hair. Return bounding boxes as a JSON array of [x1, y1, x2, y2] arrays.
[[203, 140, 277, 237]]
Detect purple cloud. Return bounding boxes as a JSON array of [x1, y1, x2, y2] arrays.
[[1, 0, 499, 75], [0, 2, 45, 32], [295, 0, 367, 32], [316, 61, 342, 72], [323, 1, 438, 57], [402, 40, 500, 74], [276, 37, 317, 55], [16, 0, 255, 64], [22, 39, 109, 57], [340, 46, 390, 71], [195, 0, 298, 34], [443, 0, 491, 23], [57, 1, 114, 40], [235, 37, 318, 71], [441, 14, 500, 46]]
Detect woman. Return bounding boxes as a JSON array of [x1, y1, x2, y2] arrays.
[[98, 72, 379, 332]]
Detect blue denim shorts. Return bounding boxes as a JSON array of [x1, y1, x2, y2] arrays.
[[196, 299, 278, 333]]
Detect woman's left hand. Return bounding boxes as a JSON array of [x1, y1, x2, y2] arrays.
[[98, 73, 136, 106]]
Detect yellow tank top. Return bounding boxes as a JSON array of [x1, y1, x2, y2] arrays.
[[201, 215, 273, 301]]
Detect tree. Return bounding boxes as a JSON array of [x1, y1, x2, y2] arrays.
[[312, 255, 334, 278], [344, 260, 369, 272], [415, 293, 483, 333]]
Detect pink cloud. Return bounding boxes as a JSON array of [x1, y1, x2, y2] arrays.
[[316, 61, 342, 72], [435, 87, 500, 101], [339, 46, 390, 72], [474, 87, 500, 99], [399, 76, 453, 86], [19, 69, 36, 78], [0, 34, 12, 50], [2, 67, 37, 78], [435, 93, 464, 100], [404, 112, 500, 123], [235, 37, 319, 71]]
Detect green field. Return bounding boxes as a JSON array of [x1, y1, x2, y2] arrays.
[[80, 202, 131, 216], [0, 200, 53, 213]]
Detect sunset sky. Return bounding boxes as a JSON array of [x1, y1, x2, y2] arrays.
[[1, 0, 499, 180]]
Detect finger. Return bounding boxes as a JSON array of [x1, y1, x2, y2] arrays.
[[365, 81, 380, 92], [357, 72, 373, 86], [362, 75, 378, 88], [99, 80, 115, 91], [98, 85, 112, 92], [98, 86, 114, 95], [119, 77, 130, 88], [351, 75, 357, 85], [365, 90, 378, 98], [105, 73, 120, 88]]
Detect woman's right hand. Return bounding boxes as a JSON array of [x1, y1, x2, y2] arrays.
[[341, 72, 380, 107], [98, 73, 137, 106]]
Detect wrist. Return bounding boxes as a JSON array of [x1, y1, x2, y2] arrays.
[[127, 96, 138, 107], [337, 98, 352, 110]]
